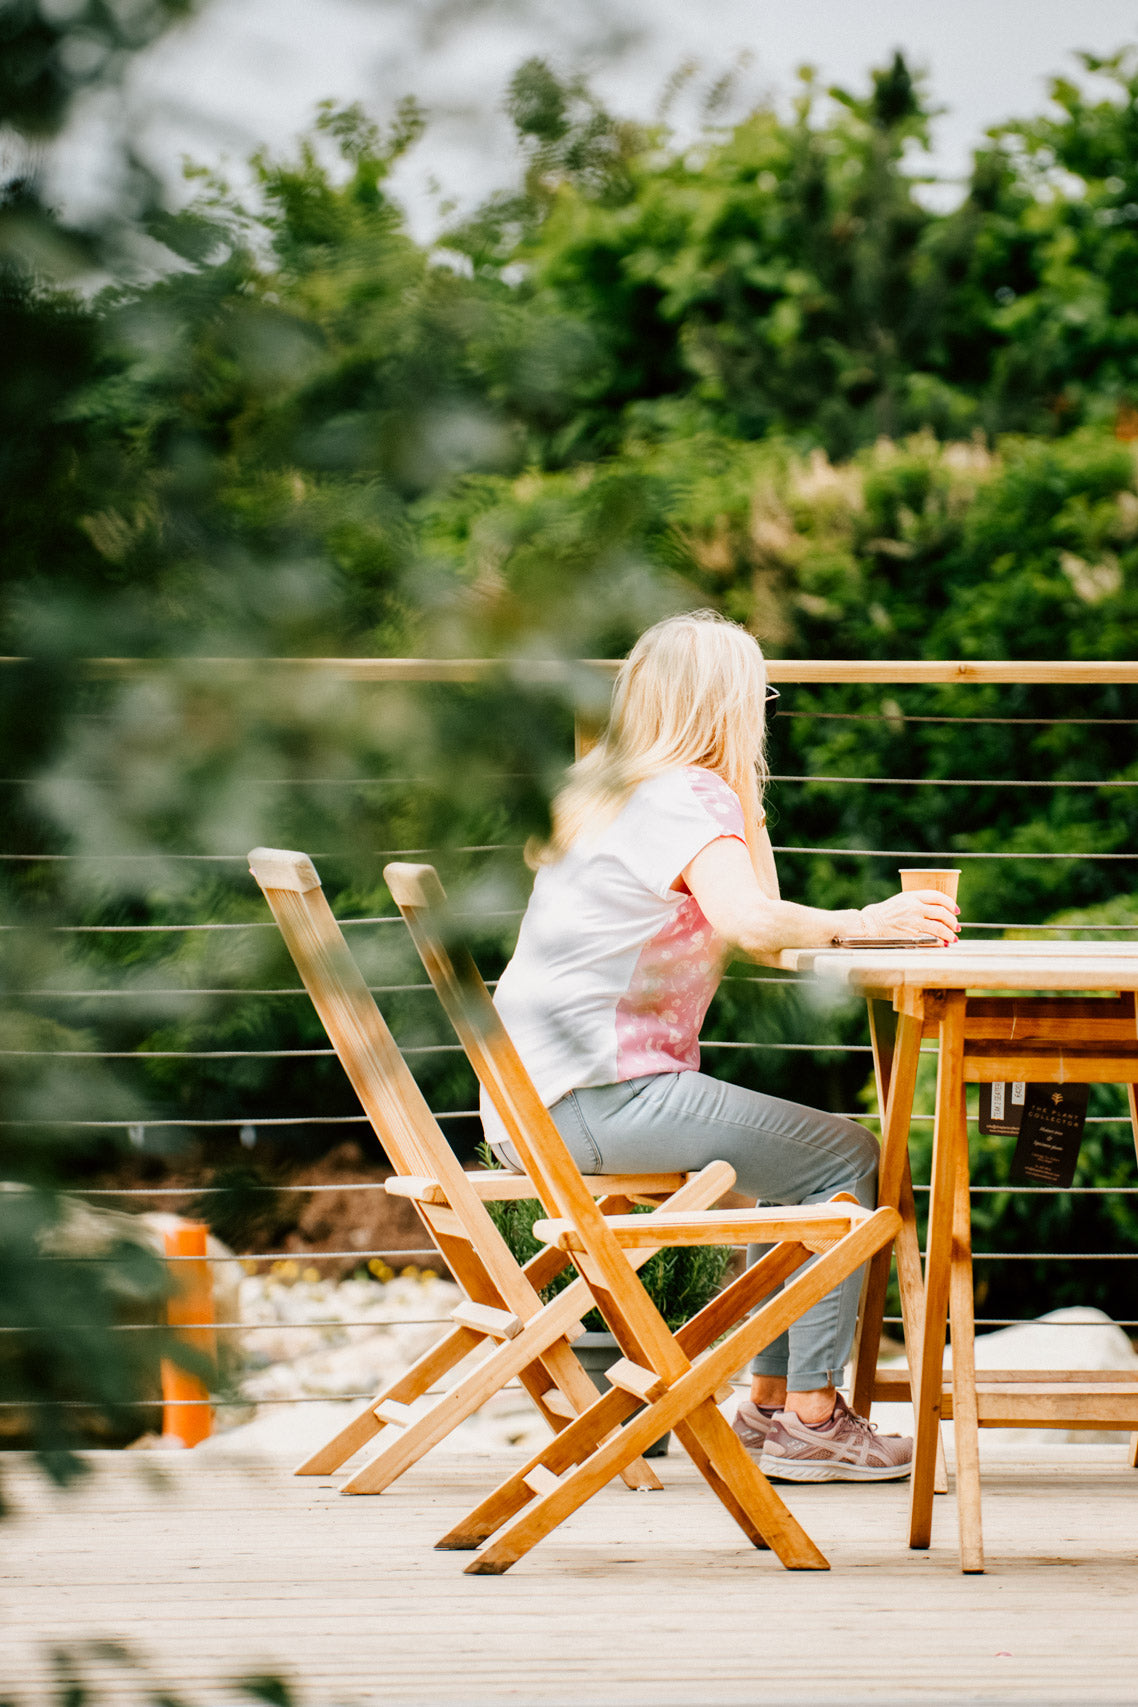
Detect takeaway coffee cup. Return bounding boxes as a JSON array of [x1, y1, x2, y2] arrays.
[[899, 867, 961, 903]]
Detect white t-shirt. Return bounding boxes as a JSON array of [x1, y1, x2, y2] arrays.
[[480, 766, 746, 1151]]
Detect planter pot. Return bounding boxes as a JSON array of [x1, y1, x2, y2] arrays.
[[572, 1330, 670, 1457]]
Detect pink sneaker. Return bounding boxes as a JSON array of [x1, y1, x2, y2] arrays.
[[759, 1394, 912, 1482], [731, 1399, 780, 1456]]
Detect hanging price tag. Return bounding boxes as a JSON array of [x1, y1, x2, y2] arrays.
[[1008, 1083, 1090, 1189], [977, 1080, 1027, 1137]]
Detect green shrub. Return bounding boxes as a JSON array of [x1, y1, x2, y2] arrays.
[[479, 1144, 732, 1331]]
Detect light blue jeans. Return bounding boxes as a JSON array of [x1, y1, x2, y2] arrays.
[[535, 1072, 879, 1391]]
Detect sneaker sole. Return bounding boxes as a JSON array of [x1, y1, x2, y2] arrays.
[[758, 1455, 912, 1483]]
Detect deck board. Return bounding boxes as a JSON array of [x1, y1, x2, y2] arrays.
[[0, 1446, 1135, 1704]]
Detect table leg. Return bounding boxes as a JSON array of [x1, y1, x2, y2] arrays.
[[897, 1155, 948, 1494], [851, 1005, 923, 1418], [948, 1090, 984, 1572], [868, 996, 898, 1108], [1127, 1087, 1138, 1470], [909, 990, 965, 1551]]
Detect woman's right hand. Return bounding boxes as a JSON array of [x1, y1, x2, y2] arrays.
[[857, 890, 959, 946]]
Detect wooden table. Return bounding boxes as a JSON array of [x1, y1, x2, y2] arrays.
[[760, 940, 1138, 1572]]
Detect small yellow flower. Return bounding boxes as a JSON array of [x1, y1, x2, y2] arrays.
[[400, 1265, 420, 1280], [418, 1268, 438, 1283], [302, 1267, 320, 1285]]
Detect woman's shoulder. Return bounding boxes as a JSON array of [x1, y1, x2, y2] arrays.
[[618, 767, 745, 841], [636, 765, 742, 815], [631, 764, 731, 798]]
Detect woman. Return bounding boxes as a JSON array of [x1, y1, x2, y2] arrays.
[[481, 612, 958, 1481]]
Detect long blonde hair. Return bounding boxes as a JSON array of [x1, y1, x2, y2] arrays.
[[534, 611, 770, 870]]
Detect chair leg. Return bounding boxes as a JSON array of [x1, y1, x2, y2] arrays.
[[1126, 1089, 1138, 1471], [672, 1400, 829, 1570], [438, 1384, 641, 1550], [669, 1412, 769, 1551], [463, 1384, 827, 1575], [341, 1285, 597, 1494], [462, 1412, 669, 1575], [518, 1335, 663, 1492], [294, 1321, 481, 1475], [338, 1292, 660, 1495]]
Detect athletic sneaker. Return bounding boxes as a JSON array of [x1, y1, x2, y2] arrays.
[[730, 1399, 780, 1455], [758, 1393, 913, 1482]]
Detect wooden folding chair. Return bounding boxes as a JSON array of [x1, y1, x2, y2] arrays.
[[247, 847, 731, 1497], [385, 860, 904, 1572]]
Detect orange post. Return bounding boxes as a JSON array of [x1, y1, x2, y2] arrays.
[[161, 1219, 216, 1446]]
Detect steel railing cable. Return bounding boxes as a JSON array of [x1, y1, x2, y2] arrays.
[[0, 1395, 430, 1408], [6, 960, 1128, 1001], [5, 874, 1138, 940], [41, 1243, 1138, 1264], [770, 774, 1138, 788], [4, 1352, 1131, 1406], [0, 912, 524, 934], [0, 1040, 884, 1058], [0, 1319, 455, 1332], [18, 983, 460, 997], [2, 1112, 1134, 1135], [41, 1247, 453, 1264], [778, 711, 1138, 725], [6, 977, 831, 997], [0, 1112, 480, 1128], [883, 1316, 1138, 1329], [51, 1179, 1138, 1197], [772, 849, 1138, 863], [53, 1248, 481, 1264], [0, 842, 525, 862], [5, 840, 1138, 866]]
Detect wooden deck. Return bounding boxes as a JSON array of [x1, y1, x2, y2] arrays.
[[1, 1445, 1136, 1705]]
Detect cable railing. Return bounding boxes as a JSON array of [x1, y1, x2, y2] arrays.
[[4, 656, 1138, 1417]]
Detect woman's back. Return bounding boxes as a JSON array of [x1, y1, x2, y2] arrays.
[[482, 765, 746, 1146]]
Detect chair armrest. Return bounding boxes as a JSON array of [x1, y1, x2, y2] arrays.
[[532, 1202, 897, 1256]]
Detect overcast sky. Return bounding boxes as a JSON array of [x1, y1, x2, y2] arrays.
[[56, 0, 1138, 235]]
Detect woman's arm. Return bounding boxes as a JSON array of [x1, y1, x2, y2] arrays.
[[751, 818, 780, 901], [681, 836, 959, 955]]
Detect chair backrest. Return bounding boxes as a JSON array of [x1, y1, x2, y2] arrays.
[[384, 862, 691, 1375], [247, 847, 551, 1313]]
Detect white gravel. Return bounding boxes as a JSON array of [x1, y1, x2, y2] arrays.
[[196, 1266, 554, 1462]]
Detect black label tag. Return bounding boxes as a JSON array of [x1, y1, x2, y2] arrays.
[[977, 1080, 1027, 1138], [1008, 1083, 1090, 1189]]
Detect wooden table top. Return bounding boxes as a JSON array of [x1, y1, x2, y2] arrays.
[[759, 938, 1138, 990]]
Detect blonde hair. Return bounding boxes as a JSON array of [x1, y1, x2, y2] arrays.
[[533, 611, 769, 870]]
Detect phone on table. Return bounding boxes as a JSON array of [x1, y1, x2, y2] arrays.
[[828, 935, 942, 948]]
